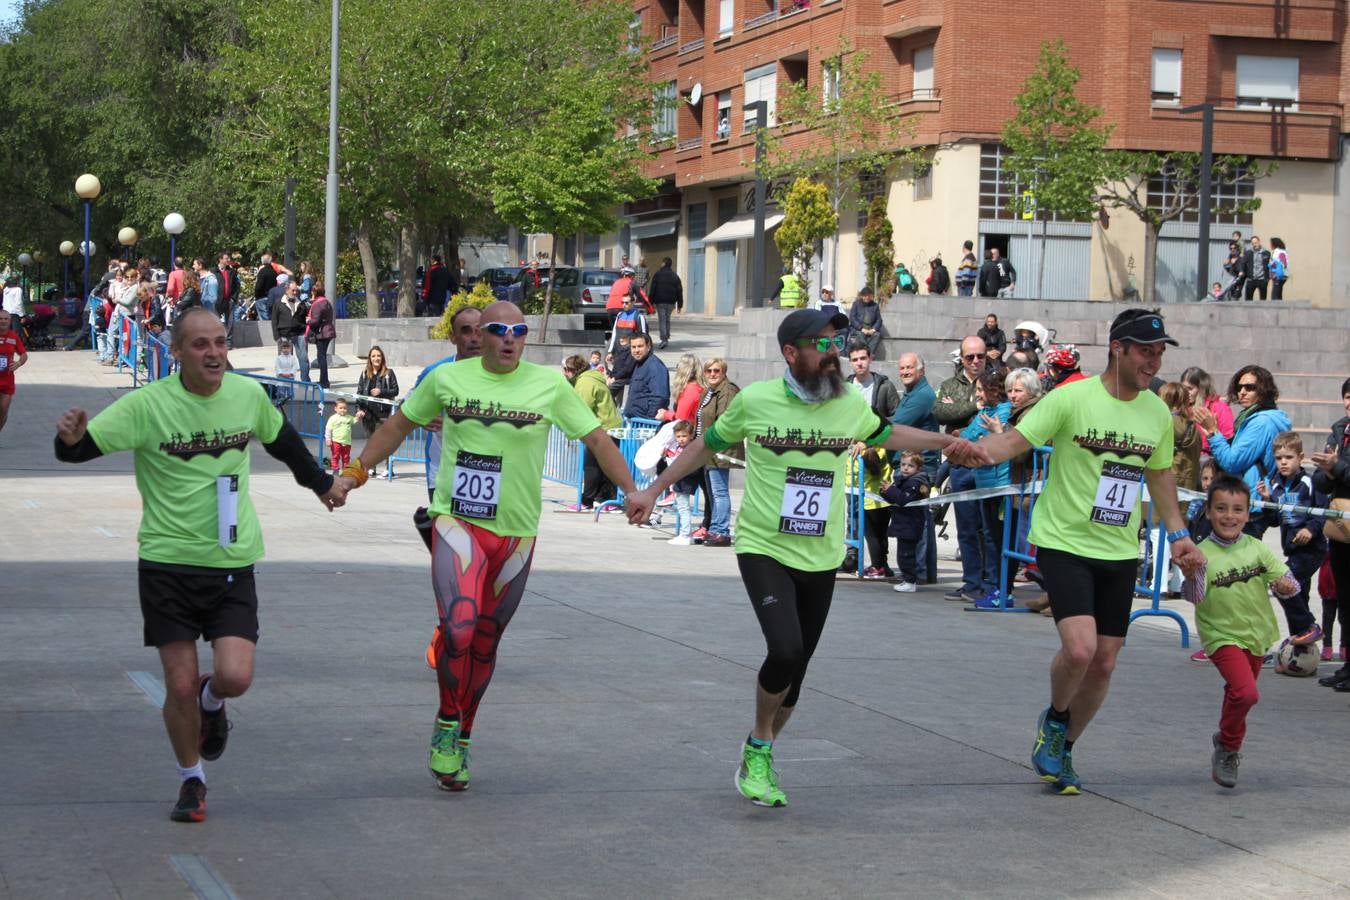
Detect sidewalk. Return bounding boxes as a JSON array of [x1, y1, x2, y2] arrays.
[[1, 347, 1348, 898]]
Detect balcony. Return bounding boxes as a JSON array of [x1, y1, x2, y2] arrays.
[[652, 33, 679, 51], [892, 86, 942, 114], [1149, 96, 1342, 159], [680, 37, 705, 54], [745, 0, 810, 30], [677, 136, 703, 152]]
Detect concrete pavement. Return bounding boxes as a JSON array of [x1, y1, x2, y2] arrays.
[[2, 347, 1349, 899]]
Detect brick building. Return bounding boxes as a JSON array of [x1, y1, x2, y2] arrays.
[[552, 0, 1347, 311]]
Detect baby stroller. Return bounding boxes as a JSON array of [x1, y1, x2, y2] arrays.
[[20, 303, 58, 351]]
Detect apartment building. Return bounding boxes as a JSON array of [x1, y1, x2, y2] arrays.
[[611, 0, 1348, 311]]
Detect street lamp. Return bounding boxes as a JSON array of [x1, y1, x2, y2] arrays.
[[17, 252, 32, 306], [33, 251, 45, 303], [118, 227, 138, 262], [60, 241, 76, 296], [75, 173, 102, 301], [1180, 103, 1215, 302], [323, 0, 340, 320], [745, 100, 769, 308], [163, 212, 185, 271]]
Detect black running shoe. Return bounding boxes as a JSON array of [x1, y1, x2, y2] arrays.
[[198, 675, 231, 761], [170, 777, 207, 823]]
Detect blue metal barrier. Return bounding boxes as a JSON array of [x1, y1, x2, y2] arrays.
[[1129, 499, 1191, 647], [968, 446, 1052, 614], [543, 425, 586, 506], [843, 454, 866, 578]]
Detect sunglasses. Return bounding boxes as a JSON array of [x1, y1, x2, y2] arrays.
[[704, 367, 724, 373], [962, 353, 984, 361], [797, 334, 846, 352], [1236, 382, 1259, 392], [483, 322, 528, 338]]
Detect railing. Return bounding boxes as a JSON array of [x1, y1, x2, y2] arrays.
[[744, 8, 778, 28], [652, 33, 678, 50], [679, 37, 705, 53], [676, 136, 703, 151]]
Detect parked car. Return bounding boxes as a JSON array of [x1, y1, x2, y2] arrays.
[[535, 266, 621, 328], [477, 266, 529, 305]]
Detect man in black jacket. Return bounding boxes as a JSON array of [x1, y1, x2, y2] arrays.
[[1241, 236, 1272, 301], [647, 257, 683, 349], [422, 255, 453, 317], [978, 248, 1017, 298], [846, 345, 900, 420], [271, 280, 310, 381]]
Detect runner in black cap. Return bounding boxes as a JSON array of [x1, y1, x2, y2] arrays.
[[974, 308, 1206, 794]]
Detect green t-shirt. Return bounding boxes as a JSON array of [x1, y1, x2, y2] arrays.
[[1194, 535, 1288, 656], [325, 413, 356, 445], [1014, 376, 1173, 561], [704, 379, 889, 571], [86, 372, 285, 568], [401, 357, 601, 536]]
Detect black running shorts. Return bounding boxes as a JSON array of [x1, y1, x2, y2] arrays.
[[1036, 546, 1138, 638], [138, 561, 259, 647]]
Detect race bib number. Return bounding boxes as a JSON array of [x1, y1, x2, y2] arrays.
[[0, 355, 8, 372], [451, 451, 502, 520], [1091, 461, 1143, 526], [779, 467, 833, 536], [217, 475, 239, 547]]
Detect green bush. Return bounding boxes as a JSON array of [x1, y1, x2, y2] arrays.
[[522, 286, 572, 316], [429, 282, 495, 339]]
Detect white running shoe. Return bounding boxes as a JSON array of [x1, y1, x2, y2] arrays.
[[668, 535, 693, 545], [893, 581, 918, 593]]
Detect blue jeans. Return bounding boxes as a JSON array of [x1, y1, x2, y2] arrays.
[[674, 492, 693, 537], [255, 295, 272, 320], [291, 332, 310, 383], [957, 284, 974, 296], [949, 466, 993, 593], [707, 467, 731, 536], [914, 508, 937, 582]]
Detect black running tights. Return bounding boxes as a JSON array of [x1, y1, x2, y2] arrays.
[[737, 553, 837, 708]]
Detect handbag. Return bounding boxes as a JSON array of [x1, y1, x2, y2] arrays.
[[1325, 497, 1350, 544]]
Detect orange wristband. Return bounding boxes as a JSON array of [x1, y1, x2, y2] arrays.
[[340, 462, 369, 487]]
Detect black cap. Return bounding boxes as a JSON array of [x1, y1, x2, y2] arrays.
[[1109, 309, 1178, 346], [777, 308, 850, 350]]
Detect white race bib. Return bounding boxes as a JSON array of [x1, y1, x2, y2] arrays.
[[451, 451, 502, 520], [1091, 461, 1143, 527], [217, 475, 239, 547], [779, 467, 833, 536]]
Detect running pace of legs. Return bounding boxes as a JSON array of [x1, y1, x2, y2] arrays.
[[427, 516, 535, 791]]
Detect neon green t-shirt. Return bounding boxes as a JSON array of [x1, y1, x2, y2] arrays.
[[1014, 376, 1173, 561], [704, 379, 889, 571], [325, 413, 356, 446], [1194, 535, 1288, 656], [400, 357, 601, 536], [86, 372, 285, 568]]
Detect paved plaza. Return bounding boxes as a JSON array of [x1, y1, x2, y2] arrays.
[[1, 348, 1348, 899]]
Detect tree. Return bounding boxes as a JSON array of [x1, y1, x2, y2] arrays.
[[860, 196, 894, 296], [1095, 152, 1274, 303], [1001, 39, 1113, 299], [761, 43, 924, 291], [773, 178, 836, 297]]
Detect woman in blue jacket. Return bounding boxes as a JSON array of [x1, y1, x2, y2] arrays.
[[961, 370, 1013, 605], [1193, 365, 1291, 536]]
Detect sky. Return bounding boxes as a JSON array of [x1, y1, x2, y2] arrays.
[[0, 0, 19, 24]]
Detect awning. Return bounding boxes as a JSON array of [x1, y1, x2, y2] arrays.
[[703, 212, 784, 244], [628, 214, 680, 240]]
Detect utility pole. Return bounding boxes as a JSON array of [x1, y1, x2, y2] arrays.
[[1181, 103, 1214, 302], [749, 101, 768, 308]]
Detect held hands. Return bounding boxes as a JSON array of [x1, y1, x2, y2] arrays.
[[319, 479, 348, 511], [57, 408, 88, 446], [1171, 537, 1206, 576], [625, 487, 657, 525], [944, 438, 992, 468]]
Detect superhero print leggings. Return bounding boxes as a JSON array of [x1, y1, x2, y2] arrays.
[[430, 517, 535, 735]]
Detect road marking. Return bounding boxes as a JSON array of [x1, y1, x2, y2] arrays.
[[170, 854, 239, 900], [126, 671, 165, 709], [93, 526, 116, 538]]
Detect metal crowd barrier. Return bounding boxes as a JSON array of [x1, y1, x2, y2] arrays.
[[967, 446, 1053, 615], [543, 424, 586, 506]]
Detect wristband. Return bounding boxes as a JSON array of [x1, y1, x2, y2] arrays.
[[1165, 527, 1190, 544], [340, 461, 369, 488]]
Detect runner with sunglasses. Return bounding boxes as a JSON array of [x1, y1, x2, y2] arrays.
[[336, 301, 638, 791], [626, 309, 990, 808]]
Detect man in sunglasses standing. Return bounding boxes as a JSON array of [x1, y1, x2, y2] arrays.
[[625, 309, 990, 808], [934, 335, 994, 603], [336, 301, 637, 791]]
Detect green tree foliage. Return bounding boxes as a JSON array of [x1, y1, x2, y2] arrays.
[[429, 281, 495, 339], [860, 196, 894, 296], [1000, 40, 1113, 298], [773, 177, 836, 295]]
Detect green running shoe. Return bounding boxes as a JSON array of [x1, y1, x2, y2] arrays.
[[735, 742, 787, 808], [445, 738, 470, 792], [1054, 750, 1081, 796], [429, 718, 466, 790]]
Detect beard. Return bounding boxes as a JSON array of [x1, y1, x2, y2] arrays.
[[791, 354, 847, 400]]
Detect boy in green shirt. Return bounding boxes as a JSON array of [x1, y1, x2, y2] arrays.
[[324, 397, 357, 473]]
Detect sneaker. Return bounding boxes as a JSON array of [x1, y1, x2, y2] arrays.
[[862, 566, 887, 580], [1318, 666, 1350, 687], [703, 533, 732, 547], [668, 535, 693, 546], [893, 581, 918, 593], [973, 590, 1014, 610], [1053, 750, 1082, 796], [1031, 707, 1068, 781], [656, 491, 676, 508], [1211, 732, 1241, 788], [690, 527, 709, 541], [960, 589, 985, 604], [1289, 624, 1323, 646], [1322, 646, 1334, 661], [1189, 649, 1209, 663], [170, 777, 207, 823], [429, 718, 467, 790], [198, 675, 230, 762], [735, 743, 787, 808], [559, 503, 593, 513], [943, 588, 968, 602], [1260, 653, 1275, 669]]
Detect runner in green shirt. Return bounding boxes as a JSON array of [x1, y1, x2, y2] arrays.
[[336, 301, 637, 792], [625, 308, 988, 808], [975, 309, 1206, 795], [54, 307, 345, 823]]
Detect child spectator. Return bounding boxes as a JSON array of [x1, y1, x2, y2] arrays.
[[963, 369, 1013, 606], [325, 398, 357, 475], [1159, 381, 1202, 490], [589, 350, 605, 373], [1209, 281, 1225, 301], [1254, 432, 1327, 646], [1319, 555, 1341, 661], [1183, 473, 1302, 788], [854, 447, 894, 580], [882, 451, 932, 593], [664, 420, 701, 545], [273, 338, 299, 406]]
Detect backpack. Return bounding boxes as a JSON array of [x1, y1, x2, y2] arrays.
[[1270, 254, 1287, 280], [897, 269, 917, 292]]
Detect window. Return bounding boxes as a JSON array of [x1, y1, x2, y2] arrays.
[[629, 13, 641, 52], [719, 0, 734, 36], [653, 81, 677, 139], [1236, 54, 1299, 110], [688, 203, 708, 242], [856, 169, 886, 228], [1151, 48, 1181, 103], [822, 58, 841, 111], [716, 91, 732, 139], [1147, 162, 1255, 225], [743, 63, 777, 132], [913, 166, 932, 201], [912, 46, 935, 99], [978, 144, 1082, 222]]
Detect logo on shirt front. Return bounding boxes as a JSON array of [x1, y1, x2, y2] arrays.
[[442, 396, 542, 429], [755, 426, 853, 457], [1071, 428, 1156, 462], [161, 429, 252, 460], [1212, 563, 1268, 589]]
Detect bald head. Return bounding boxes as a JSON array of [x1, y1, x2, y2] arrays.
[[480, 300, 527, 374], [481, 300, 523, 324], [960, 336, 985, 379]]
